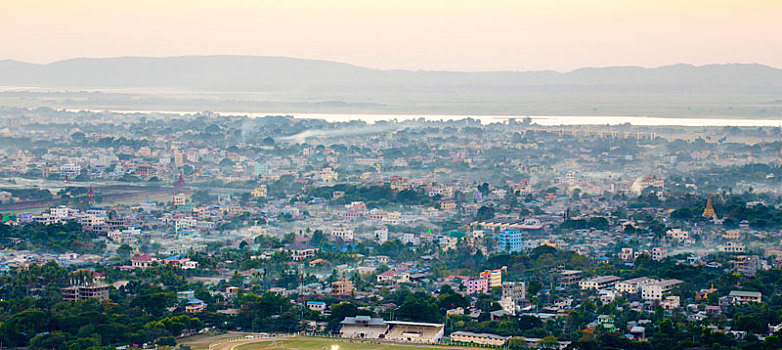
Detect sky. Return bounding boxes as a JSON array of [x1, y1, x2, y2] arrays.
[[2, 0, 781, 72]]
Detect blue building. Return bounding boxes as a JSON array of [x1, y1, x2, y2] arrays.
[[498, 229, 523, 253]]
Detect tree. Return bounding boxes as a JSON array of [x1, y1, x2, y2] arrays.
[[477, 183, 491, 196], [527, 280, 543, 296], [29, 331, 68, 350], [327, 302, 358, 332], [538, 336, 560, 349], [116, 244, 133, 258], [438, 289, 468, 312], [157, 336, 176, 346], [476, 205, 496, 221], [396, 293, 440, 323]]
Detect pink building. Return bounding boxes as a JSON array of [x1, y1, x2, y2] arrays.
[[465, 277, 489, 295]]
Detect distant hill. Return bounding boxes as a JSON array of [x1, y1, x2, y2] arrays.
[[2, 56, 782, 94]]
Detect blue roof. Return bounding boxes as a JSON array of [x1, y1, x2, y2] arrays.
[[187, 298, 204, 304], [307, 301, 326, 305]]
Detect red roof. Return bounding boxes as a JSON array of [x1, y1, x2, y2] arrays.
[[131, 254, 153, 262]]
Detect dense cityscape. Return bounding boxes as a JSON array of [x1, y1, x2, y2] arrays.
[[0, 107, 780, 349]]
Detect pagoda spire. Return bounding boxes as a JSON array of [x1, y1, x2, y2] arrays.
[[702, 194, 716, 218], [87, 185, 95, 205], [174, 173, 186, 193]]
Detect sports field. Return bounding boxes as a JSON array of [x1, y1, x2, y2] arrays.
[[233, 337, 479, 350]]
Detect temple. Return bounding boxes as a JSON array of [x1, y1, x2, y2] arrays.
[[702, 194, 716, 218], [174, 173, 186, 191]]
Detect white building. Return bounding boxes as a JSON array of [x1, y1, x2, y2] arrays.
[[59, 163, 81, 176], [401, 233, 419, 246], [615, 277, 657, 294], [579, 276, 621, 290], [331, 225, 354, 241], [652, 247, 667, 261], [642, 279, 682, 301], [666, 229, 689, 242], [374, 226, 389, 244]]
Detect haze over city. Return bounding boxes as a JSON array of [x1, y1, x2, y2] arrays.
[[1, 1, 782, 350]]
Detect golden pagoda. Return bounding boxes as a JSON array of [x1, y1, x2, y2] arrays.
[[702, 194, 716, 218]]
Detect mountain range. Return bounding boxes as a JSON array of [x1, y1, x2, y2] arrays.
[[1, 56, 782, 94]]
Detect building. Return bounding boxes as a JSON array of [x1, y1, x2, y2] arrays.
[[438, 199, 457, 211], [61, 284, 110, 301], [307, 301, 327, 311], [615, 277, 657, 294], [173, 193, 188, 206], [732, 255, 760, 276], [618, 248, 635, 261], [389, 176, 409, 191], [465, 277, 489, 295], [642, 279, 682, 301], [728, 291, 762, 304], [501, 281, 526, 302], [719, 241, 746, 253], [185, 299, 206, 313], [332, 279, 354, 296], [597, 315, 616, 332], [131, 253, 155, 268], [498, 229, 523, 253], [251, 184, 267, 198], [160, 254, 199, 269], [660, 296, 680, 310], [374, 226, 389, 244], [556, 269, 583, 287], [702, 194, 717, 218], [637, 176, 664, 191], [340, 316, 388, 339], [450, 331, 509, 346], [480, 268, 504, 288], [722, 230, 741, 240], [579, 276, 621, 290], [666, 229, 689, 242], [59, 163, 81, 176], [439, 236, 458, 251], [331, 225, 355, 241], [377, 270, 400, 284], [284, 243, 316, 261], [385, 321, 445, 343], [177, 290, 196, 301], [652, 247, 667, 261]]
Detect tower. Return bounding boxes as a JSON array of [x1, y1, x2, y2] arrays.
[[87, 185, 95, 205], [174, 173, 186, 193], [702, 194, 716, 218]]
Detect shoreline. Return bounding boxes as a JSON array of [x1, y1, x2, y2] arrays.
[[62, 108, 782, 127]]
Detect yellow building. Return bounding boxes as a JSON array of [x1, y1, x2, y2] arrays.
[[480, 268, 504, 289], [332, 279, 354, 296], [251, 184, 267, 198]]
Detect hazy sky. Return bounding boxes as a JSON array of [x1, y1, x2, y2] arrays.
[[2, 0, 781, 71]]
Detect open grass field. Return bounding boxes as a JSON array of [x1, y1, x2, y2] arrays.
[[177, 331, 256, 350], [233, 337, 479, 350]]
